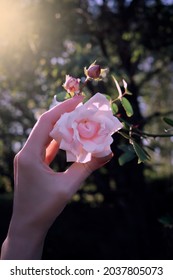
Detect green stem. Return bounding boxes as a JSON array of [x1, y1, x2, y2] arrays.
[[118, 117, 173, 138], [132, 129, 173, 138], [111, 92, 126, 103]]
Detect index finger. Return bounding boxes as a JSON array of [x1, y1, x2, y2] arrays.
[[23, 95, 84, 157]]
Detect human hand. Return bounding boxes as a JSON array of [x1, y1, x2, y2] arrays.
[[1, 95, 112, 259]]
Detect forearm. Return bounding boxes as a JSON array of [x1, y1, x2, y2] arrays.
[[1, 219, 46, 260]]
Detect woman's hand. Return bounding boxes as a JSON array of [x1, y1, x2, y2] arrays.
[[0, 95, 112, 259]]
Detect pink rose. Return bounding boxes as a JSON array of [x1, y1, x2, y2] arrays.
[[50, 93, 123, 163], [63, 75, 80, 93]]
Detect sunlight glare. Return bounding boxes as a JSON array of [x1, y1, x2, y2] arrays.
[[0, 1, 26, 46]]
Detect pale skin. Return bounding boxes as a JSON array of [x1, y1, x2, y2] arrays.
[[0, 95, 112, 259]]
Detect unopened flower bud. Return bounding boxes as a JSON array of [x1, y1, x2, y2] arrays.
[[63, 75, 80, 94], [87, 64, 101, 79]]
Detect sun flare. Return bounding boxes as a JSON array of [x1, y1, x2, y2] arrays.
[[0, 1, 26, 45]]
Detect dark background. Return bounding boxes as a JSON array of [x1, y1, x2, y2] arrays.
[[0, 0, 173, 259]]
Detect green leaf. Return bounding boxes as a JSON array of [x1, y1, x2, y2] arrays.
[[103, 94, 112, 101], [121, 97, 134, 117], [56, 91, 70, 102], [118, 144, 136, 165], [158, 215, 173, 228], [163, 117, 173, 127], [131, 141, 150, 164], [118, 151, 136, 166], [122, 121, 130, 130], [118, 144, 134, 153], [111, 103, 119, 114]]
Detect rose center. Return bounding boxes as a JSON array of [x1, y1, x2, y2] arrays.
[[78, 120, 100, 139]]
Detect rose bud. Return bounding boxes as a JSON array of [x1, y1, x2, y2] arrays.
[[63, 75, 80, 94], [87, 64, 101, 79]]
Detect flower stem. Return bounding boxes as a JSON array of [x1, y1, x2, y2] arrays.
[[79, 77, 89, 94], [111, 92, 127, 103], [132, 129, 173, 138]]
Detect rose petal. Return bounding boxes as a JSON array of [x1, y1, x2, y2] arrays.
[[93, 147, 112, 158], [81, 135, 113, 153], [78, 121, 100, 139], [77, 150, 92, 163], [66, 150, 77, 162], [83, 93, 111, 112]]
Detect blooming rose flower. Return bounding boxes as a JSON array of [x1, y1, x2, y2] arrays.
[[63, 75, 80, 94], [50, 93, 123, 163]]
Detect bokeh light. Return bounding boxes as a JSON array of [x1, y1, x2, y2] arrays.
[[0, 0, 27, 47]]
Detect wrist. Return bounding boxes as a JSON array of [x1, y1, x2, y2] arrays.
[[1, 217, 47, 260]]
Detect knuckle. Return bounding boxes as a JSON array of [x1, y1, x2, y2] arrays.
[[38, 111, 49, 123], [38, 111, 54, 127]]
